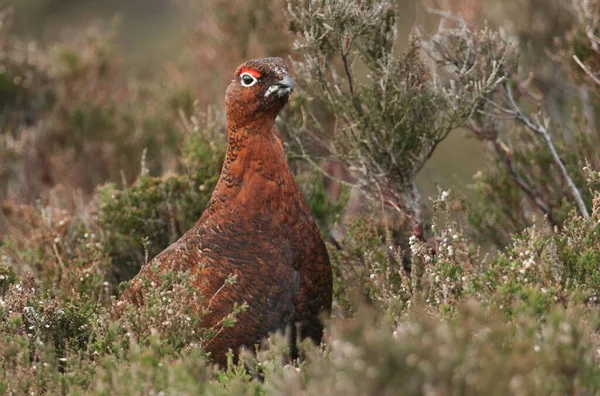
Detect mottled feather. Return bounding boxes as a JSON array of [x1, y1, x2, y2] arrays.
[[121, 57, 332, 366]]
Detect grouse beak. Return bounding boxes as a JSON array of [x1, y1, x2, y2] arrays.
[[278, 74, 295, 90], [265, 74, 295, 98]]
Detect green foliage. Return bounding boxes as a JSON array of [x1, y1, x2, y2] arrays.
[[0, 9, 52, 125], [98, 113, 225, 283], [115, 263, 248, 356], [0, 264, 16, 295], [298, 170, 349, 240], [288, 0, 475, 218], [425, 2, 598, 245], [3, 0, 600, 394], [267, 303, 600, 395], [468, 119, 597, 246], [99, 173, 211, 283], [0, 9, 194, 204], [0, 203, 112, 300]]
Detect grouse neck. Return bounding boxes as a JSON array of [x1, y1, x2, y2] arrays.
[[225, 106, 281, 134], [199, 122, 294, 221], [214, 120, 291, 193]]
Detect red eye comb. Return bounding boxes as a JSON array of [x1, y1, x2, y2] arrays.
[[240, 67, 261, 78]]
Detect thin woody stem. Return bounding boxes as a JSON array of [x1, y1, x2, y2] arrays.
[[504, 82, 589, 218]]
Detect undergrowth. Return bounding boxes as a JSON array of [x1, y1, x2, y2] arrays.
[[2, 0, 600, 394]]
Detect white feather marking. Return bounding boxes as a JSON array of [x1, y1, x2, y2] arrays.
[[264, 85, 280, 97]]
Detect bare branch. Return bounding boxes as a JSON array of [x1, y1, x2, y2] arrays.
[[485, 130, 558, 226], [292, 136, 359, 189], [573, 54, 600, 87], [341, 50, 355, 96], [504, 83, 590, 218], [427, 8, 468, 28]]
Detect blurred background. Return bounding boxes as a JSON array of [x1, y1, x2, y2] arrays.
[[2, 0, 186, 72], [0, 0, 587, 239], [0, 0, 501, 204]]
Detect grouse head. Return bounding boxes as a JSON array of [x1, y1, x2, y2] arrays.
[[225, 57, 294, 129]]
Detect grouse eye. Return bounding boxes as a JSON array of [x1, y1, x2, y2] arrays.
[[240, 72, 258, 87]]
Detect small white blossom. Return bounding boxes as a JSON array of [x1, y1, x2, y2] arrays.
[[408, 235, 420, 256]]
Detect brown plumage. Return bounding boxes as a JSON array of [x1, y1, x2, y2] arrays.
[[121, 57, 332, 366]]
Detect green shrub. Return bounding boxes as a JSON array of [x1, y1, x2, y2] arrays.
[[2, 0, 600, 394], [98, 111, 225, 284]]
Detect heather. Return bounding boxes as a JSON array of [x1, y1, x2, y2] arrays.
[[2, 0, 600, 394]]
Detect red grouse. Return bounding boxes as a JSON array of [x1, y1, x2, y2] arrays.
[[122, 57, 332, 366]]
